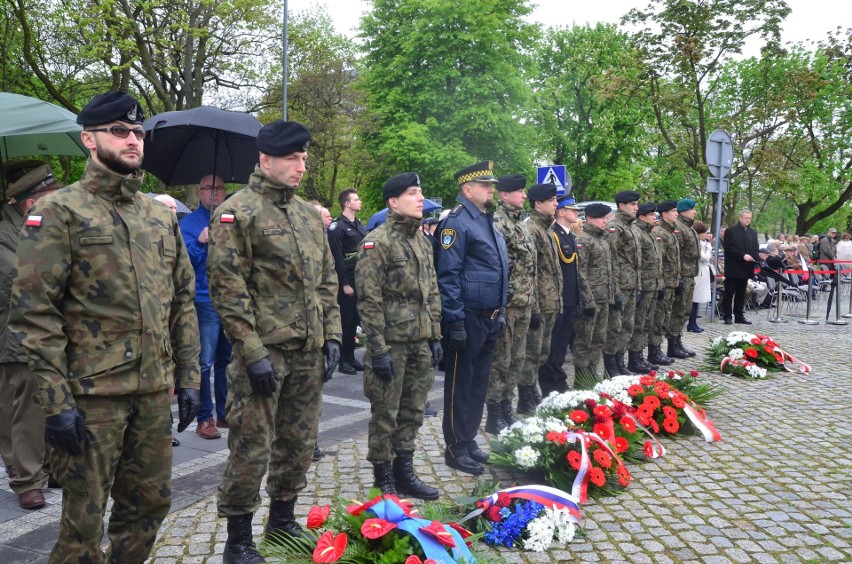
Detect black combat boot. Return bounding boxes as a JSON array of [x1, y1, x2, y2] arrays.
[[647, 345, 674, 366], [265, 498, 308, 542], [393, 453, 439, 500], [615, 351, 637, 375], [224, 514, 265, 564], [635, 349, 659, 371], [484, 402, 508, 434], [603, 354, 620, 378], [676, 335, 696, 357], [516, 385, 539, 415], [499, 399, 519, 427], [627, 350, 648, 374], [337, 359, 357, 375], [666, 337, 691, 360], [349, 356, 365, 371], [372, 461, 397, 495]]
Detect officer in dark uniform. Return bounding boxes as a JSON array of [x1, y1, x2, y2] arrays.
[[436, 160, 509, 476], [540, 194, 581, 396], [327, 189, 366, 374]]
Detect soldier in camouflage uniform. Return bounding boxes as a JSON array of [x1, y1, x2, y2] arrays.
[[602, 191, 640, 377], [485, 174, 535, 433], [207, 120, 341, 564], [629, 203, 670, 370], [650, 201, 687, 362], [572, 203, 617, 380], [0, 160, 59, 511], [519, 183, 562, 413], [356, 173, 442, 501], [8, 91, 201, 564], [668, 198, 700, 358]]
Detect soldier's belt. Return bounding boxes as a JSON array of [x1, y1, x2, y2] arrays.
[[465, 307, 501, 319]]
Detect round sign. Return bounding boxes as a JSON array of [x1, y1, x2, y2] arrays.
[[706, 130, 733, 178]]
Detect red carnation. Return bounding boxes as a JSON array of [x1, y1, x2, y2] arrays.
[[690, 370, 699, 377], [584, 398, 597, 409], [569, 410, 589, 424], [589, 467, 606, 487], [486, 505, 503, 522], [648, 370, 657, 377], [567, 450, 582, 470], [667, 370, 675, 378], [496, 492, 512, 508], [612, 402, 627, 418]]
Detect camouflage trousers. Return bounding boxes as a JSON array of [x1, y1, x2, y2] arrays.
[[50, 391, 172, 564], [572, 303, 609, 370], [364, 340, 434, 462], [628, 290, 658, 352], [650, 288, 676, 346], [218, 345, 323, 517], [604, 290, 638, 354], [520, 311, 558, 387], [668, 277, 696, 337], [486, 305, 530, 403], [0, 362, 49, 494]]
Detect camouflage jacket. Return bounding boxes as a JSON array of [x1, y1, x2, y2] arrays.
[[9, 159, 200, 416], [0, 203, 27, 364], [355, 210, 441, 355], [605, 209, 642, 291], [633, 220, 662, 292], [576, 223, 617, 306], [526, 210, 563, 314], [675, 215, 700, 277], [207, 165, 341, 364], [493, 202, 537, 311], [653, 219, 682, 288]]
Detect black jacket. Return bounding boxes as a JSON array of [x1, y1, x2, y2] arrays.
[[552, 222, 581, 307], [723, 222, 759, 279]]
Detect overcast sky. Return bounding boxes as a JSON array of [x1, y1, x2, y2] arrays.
[[287, 0, 848, 54]]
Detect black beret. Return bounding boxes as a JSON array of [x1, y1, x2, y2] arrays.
[[256, 120, 311, 156], [455, 160, 497, 185], [384, 172, 420, 200], [496, 173, 526, 192], [527, 183, 557, 202], [656, 200, 677, 213], [637, 202, 657, 216], [614, 190, 641, 204], [584, 203, 612, 219], [77, 91, 144, 126]]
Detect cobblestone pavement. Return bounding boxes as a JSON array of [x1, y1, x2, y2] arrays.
[[5, 293, 852, 563]]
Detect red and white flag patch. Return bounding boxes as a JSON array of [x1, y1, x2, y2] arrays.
[[363, 241, 375, 250], [25, 215, 43, 227], [220, 213, 235, 224]]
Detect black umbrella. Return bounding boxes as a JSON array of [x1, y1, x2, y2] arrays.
[[757, 261, 792, 286], [142, 106, 262, 186]]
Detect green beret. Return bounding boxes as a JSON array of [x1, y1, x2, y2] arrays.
[[677, 198, 696, 212]]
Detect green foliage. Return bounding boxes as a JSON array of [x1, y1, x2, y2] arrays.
[[356, 0, 536, 210]]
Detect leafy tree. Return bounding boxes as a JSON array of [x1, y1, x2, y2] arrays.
[[527, 23, 653, 202], [356, 0, 536, 211]]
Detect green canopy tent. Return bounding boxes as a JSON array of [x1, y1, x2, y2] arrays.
[[0, 92, 88, 198]]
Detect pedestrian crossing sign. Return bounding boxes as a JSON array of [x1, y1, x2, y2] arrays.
[[536, 165, 570, 196]]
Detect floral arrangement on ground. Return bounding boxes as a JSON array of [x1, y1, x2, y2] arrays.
[[489, 371, 722, 501], [263, 491, 490, 564], [706, 331, 811, 378]]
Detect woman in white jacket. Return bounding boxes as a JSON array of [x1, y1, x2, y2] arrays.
[[688, 221, 714, 332]]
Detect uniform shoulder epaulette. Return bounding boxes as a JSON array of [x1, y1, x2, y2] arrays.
[[448, 205, 462, 217]]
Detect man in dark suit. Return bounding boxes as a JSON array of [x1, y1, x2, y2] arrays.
[[721, 208, 759, 324], [540, 194, 580, 397]]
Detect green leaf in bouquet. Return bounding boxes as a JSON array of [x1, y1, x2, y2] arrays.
[[572, 367, 601, 390]]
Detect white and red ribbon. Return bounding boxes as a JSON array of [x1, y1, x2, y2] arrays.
[[772, 346, 812, 374], [623, 414, 666, 458]]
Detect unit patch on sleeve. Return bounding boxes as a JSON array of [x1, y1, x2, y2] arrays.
[[440, 228, 456, 250]]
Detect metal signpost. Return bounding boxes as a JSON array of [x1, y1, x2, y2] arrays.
[[706, 130, 734, 323], [537, 165, 571, 196]]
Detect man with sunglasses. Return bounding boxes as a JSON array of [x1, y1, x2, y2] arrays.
[[9, 90, 201, 563], [180, 175, 232, 440]]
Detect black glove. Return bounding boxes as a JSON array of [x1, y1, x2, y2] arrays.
[[582, 307, 596, 318], [636, 290, 643, 304], [429, 340, 443, 367], [45, 407, 86, 456], [176, 387, 201, 432], [447, 321, 467, 352], [371, 352, 395, 382], [675, 279, 685, 296], [496, 312, 506, 335], [657, 288, 666, 300], [323, 340, 341, 382], [246, 357, 280, 397], [529, 313, 542, 330], [610, 294, 623, 311]]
